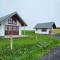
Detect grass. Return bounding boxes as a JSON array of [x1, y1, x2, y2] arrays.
[[0, 30, 60, 60]]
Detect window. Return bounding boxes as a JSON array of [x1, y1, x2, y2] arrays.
[[0, 24, 1, 25], [13, 20, 17, 25], [9, 26, 12, 31], [8, 18, 17, 24], [41, 29, 47, 32], [8, 18, 13, 24], [13, 26, 19, 31], [16, 26, 19, 31], [13, 26, 16, 31], [5, 25, 19, 31], [36, 28, 38, 30], [5, 25, 12, 31]]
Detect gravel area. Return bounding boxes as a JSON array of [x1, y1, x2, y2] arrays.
[[39, 46, 60, 60]]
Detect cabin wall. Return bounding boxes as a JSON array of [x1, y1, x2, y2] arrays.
[[19, 26, 21, 35], [17, 20, 21, 26], [0, 18, 22, 36], [16, 20, 21, 35], [0, 21, 5, 36], [5, 18, 22, 35], [35, 29, 50, 34], [5, 18, 21, 26]]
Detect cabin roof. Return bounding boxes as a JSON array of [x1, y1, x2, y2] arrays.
[[0, 12, 27, 26], [34, 22, 56, 29]]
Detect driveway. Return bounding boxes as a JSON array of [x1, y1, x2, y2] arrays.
[[39, 46, 60, 60]]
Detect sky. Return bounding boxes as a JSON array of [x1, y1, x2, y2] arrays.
[[0, 0, 60, 30]]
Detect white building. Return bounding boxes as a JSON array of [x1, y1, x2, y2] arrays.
[[0, 12, 27, 36], [34, 22, 56, 34]]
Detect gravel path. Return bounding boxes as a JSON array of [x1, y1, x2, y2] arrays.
[[39, 46, 60, 60], [53, 35, 60, 40]]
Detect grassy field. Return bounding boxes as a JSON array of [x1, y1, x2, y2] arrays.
[[53, 29, 60, 34], [0, 30, 60, 60]]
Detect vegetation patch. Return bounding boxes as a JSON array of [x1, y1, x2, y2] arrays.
[[0, 30, 59, 60]]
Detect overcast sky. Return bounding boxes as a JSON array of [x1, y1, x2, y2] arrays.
[[0, 0, 60, 29]]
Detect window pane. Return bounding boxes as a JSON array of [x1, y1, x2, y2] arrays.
[[9, 26, 12, 31], [16, 26, 19, 31], [13, 26, 16, 31], [41, 29, 47, 32], [13, 20, 17, 25], [8, 18, 13, 24], [5, 25, 9, 30]]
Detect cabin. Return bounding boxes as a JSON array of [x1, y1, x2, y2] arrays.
[[0, 12, 27, 37], [34, 22, 56, 34]]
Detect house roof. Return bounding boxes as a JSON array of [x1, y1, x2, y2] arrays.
[[0, 12, 27, 26], [34, 22, 56, 29]]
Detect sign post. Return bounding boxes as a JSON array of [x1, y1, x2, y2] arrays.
[[10, 35, 13, 50], [9, 30, 13, 50]]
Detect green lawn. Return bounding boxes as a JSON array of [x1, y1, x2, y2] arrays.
[[0, 30, 60, 60]]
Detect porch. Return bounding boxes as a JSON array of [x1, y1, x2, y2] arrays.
[[4, 35, 27, 38]]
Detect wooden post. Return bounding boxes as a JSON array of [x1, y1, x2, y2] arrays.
[[35, 31, 38, 40], [49, 29, 52, 37], [24, 24, 25, 35], [10, 35, 13, 50], [36, 34, 38, 40]]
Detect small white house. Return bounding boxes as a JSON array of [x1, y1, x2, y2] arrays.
[[34, 22, 56, 34], [0, 12, 27, 36]]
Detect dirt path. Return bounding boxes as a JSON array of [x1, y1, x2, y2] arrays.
[[39, 46, 60, 60]]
